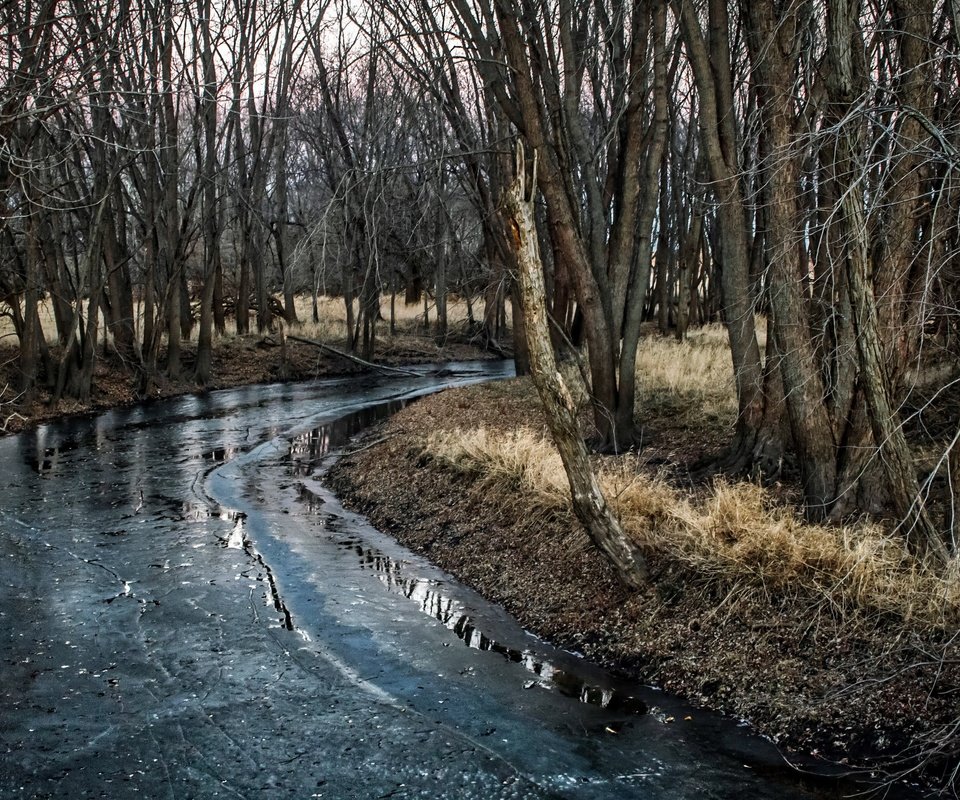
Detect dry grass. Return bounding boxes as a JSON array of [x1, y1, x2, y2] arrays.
[[0, 293, 482, 348], [636, 324, 738, 412], [295, 293, 477, 326], [422, 325, 958, 631], [426, 425, 960, 628], [286, 296, 494, 364]]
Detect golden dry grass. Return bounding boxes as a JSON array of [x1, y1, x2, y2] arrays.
[[292, 294, 478, 329], [0, 294, 481, 347], [636, 324, 737, 408], [426, 425, 960, 627], [535, 324, 745, 446], [423, 323, 959, 630], [631, 320, 767, 428], [198, 294, 480, 342], [284, 295, 485, 355]]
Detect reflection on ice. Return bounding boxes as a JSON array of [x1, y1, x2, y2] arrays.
[[226, 517, 246, 550], [211, 511, 295, 633], [286, 399, 408, 476], [337, 535, 647, 716]]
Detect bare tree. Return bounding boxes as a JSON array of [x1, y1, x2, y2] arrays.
[[449, 0, 674, 451], [676, 0, 771, 472], [505, 145, 648, 588]]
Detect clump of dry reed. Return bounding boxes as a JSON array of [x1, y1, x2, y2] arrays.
[[425, 426, 960, 629]]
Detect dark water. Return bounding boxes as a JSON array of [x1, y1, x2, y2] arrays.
[[0, 363, 894, 798]]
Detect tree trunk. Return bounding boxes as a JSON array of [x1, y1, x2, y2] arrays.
[[195, 5, 220, 388], [389, 282, 396, 335], [678, 0, 768, 471], [826, 0, 945, 562], [343, 265, 356, 348], [510, 280, 529, 376], [237, 234, 251, 335], [872, 0, 935, 387], [19, 208, 40, 397], [274, 136, 298, 326], [615, 0, 670, 444], [948, 426, 960, 553], [492, 2, 626, 450], [743, 0, 837, 517], [160, 12, 181, 379], [166, 267, 182, 379], [213, 254, 225, 335], [141, 231, 158, 393], [846, 192, 945, 561], [37, 209, 73, 345], [253, 224, 271, 334], [179, 259, 192, 341], [505, 145, 648, 589], [436, 253, 448, 341], [76, 270, 105, 404], [675, 208, 702, 341], [359, 258, 378, 362], [104, 260, 138, 367]]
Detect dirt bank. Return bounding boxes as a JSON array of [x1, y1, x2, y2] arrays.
[[0, 331, 492, 435], [328, 378, 958, 797]]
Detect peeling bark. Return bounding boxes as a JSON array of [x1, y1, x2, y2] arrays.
[[504, 145, 648, 590]]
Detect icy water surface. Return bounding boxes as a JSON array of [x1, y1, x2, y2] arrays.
[[0, 363, 868, 798]]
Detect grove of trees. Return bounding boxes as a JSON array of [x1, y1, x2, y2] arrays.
[[2, 0, 959, 561]]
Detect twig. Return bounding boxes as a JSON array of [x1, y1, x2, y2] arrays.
[[2, 412, 27, 432], [344, 434, 394, 455]]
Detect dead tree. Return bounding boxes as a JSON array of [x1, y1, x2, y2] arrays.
[[504, 144, 649, 590]]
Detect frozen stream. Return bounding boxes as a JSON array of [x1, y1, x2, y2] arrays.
[[1, 363, 847, 798]]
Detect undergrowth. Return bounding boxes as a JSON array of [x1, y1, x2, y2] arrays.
[[424, 426, 960, 631], [633, 324, 739, 420]]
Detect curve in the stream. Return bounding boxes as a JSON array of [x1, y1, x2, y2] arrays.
[[0, 363, 896, 799]]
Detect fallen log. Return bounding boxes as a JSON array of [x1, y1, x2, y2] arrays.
[[287, 335, 420, 377]]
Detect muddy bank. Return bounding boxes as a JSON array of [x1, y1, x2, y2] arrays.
[[328, 378, 957, 796], [0, 332, 492, 435]]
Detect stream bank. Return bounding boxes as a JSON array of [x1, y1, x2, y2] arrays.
[[0, 364, 843, 799], [328, 377, 957, 798]]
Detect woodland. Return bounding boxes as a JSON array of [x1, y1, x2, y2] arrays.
[[2, 0, 960, 631]]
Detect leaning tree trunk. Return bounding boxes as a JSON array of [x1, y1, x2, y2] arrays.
[[504, 145, 648, 590]]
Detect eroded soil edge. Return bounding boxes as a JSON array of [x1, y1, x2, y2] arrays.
[[328, 379, 957, 795]]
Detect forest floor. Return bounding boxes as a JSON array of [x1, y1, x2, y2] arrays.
[[2, 312, 957, 797]]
